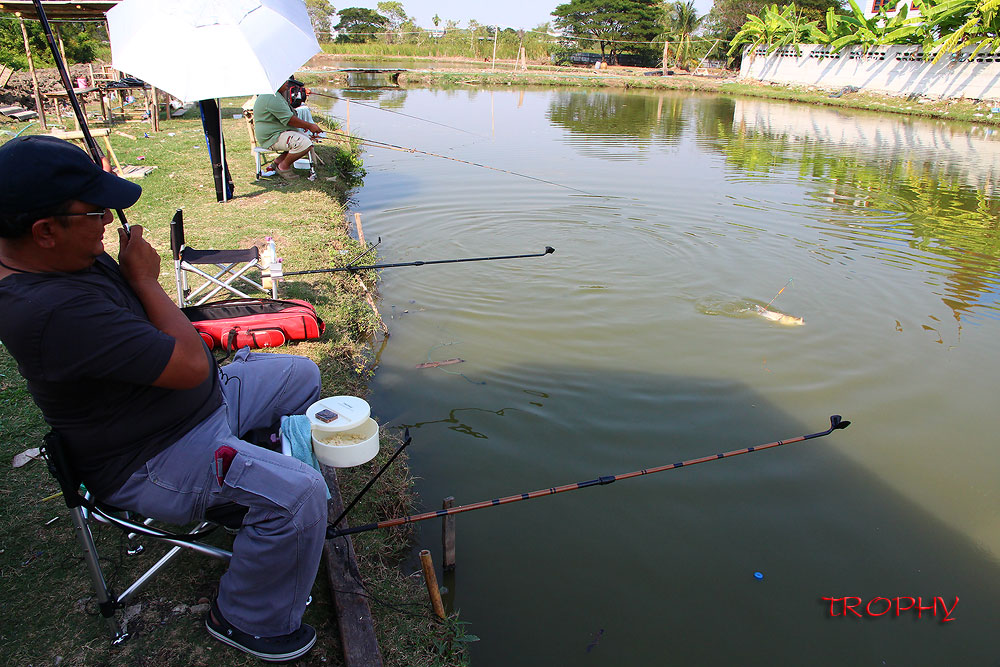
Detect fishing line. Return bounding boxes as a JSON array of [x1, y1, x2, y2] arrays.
[[326, 415, 850, 539], [764, 278, 793, 309], [311, 90, 485, 138], [324, 129, 597, 196]]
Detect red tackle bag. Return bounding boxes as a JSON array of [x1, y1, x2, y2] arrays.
[[182, 298, 325, 351]]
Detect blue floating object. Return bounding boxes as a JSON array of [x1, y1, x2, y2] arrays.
[[754, 571, 764, 580]]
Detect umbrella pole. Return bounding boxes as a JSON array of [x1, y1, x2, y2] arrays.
[[219, 100, 228, 203]]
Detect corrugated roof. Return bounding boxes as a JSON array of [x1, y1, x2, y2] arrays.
[[0, 1, 119, 21]]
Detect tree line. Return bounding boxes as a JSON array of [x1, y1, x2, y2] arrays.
[[0, 0, 849, 72]]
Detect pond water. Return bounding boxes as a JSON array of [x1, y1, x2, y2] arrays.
[[311, 83, 1000, 664]]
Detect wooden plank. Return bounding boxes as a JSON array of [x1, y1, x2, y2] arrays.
[[0, 66, 13, 88], [321, 463, 384, 667], [48, 127, 111, 139]]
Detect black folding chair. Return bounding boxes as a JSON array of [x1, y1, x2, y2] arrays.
[[170, 209, 278, 307], [40, 431, 246, 644]]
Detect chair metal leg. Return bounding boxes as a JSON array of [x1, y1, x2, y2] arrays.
[[70, 507, 128, 644]]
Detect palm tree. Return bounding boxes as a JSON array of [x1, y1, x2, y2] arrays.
[[661, 1, 704, 72]]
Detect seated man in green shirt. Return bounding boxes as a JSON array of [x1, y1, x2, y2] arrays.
[[253, 78, 322, 181]]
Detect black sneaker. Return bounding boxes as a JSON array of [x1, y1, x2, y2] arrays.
[[205, 599, 316, 662]]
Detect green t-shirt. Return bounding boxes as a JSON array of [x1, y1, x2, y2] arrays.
[[253, 93, 294, 148]]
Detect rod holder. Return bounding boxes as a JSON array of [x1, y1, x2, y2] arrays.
[[419, 549, 446, 619]]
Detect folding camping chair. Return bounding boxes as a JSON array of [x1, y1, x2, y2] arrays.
[[242, 98, 319, 180], [40, 431, 246, 644], [170, 209, 278, 307]]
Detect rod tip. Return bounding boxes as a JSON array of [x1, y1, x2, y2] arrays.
[[830, 415, 850, 430], [545, 246, 555, 254]]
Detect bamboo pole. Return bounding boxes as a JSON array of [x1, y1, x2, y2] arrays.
[[419, 550, 446, 619], [356, 274, 389, 336], [345, 98, 350, 135], [351, 212, 389, 335], [18, 16, 47, 129], [354, 212, 365, 245], [54, 24, 68, 71]]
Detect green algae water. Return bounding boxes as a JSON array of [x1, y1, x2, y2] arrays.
[[316, 84, 1000, 665]]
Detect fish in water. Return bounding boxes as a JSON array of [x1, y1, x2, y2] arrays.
[[754, 305, 804, 326], [585, 628, 604, 653], [415, 358, 465, 369]]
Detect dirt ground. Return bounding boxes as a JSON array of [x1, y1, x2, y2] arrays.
[[1, 63, 95, 109]]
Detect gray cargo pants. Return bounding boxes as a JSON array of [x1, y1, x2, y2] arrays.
[[106, 348, 326, 636]]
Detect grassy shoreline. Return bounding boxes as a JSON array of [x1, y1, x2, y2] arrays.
[[0, 101, 470, 666]]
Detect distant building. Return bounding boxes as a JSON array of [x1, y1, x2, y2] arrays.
[[864, 0, 921, 19]]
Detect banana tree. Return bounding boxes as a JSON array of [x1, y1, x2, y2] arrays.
[[923, 0, 1000, 61], [728, 3, 824, 58], [822, 0, 924, 52]]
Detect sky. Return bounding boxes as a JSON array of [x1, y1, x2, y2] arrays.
[[336, 0, 715, 32]]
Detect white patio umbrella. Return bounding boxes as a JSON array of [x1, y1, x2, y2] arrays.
[[106, 0, 320, 201], [106, 0, 320, 103]]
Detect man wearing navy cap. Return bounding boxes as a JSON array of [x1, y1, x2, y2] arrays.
[[0, 136, 325, 662], [253, 77, 322, 180]]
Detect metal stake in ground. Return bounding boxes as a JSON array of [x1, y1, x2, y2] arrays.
[[326, 415, 850, 539]]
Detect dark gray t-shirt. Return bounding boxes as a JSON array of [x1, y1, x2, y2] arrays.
[[0, 254, 222, 498]]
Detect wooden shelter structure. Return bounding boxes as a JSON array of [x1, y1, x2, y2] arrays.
[[0, 1, 120, 129]]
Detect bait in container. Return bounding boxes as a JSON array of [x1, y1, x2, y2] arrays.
[[307, 396, 379, 467]]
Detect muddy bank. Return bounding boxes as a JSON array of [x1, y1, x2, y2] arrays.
[[1, 63, 97, 109]]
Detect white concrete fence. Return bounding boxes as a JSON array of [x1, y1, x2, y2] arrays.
[[740, 44, 1000, 101]]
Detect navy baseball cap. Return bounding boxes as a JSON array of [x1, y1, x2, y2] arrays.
[[0, 135, 141, 214], [286, 77, 305, 87]]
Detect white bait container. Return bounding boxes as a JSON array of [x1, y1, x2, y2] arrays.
[[307, 396, 379, 467]]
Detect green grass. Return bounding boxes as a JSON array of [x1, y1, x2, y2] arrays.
[[0, 101, 471, 666]]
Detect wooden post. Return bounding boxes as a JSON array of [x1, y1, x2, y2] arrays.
[[419, 550, 446, 619], [354, 212, 365, 245], [442, 496, 456, 572], [491, 26, 498, 72], [151, 87, 160, 132], [345, 97, 350, 135], [19, 16, 47, 129], [54, 24, 68, 72]]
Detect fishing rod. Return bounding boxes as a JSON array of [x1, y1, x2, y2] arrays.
[[765, 278, 793, 309], [323, 128, 596, 196], [277, 246, 555, 277], [31, 0, 130, 235], [310, 90, 483, 137], [326, 415, 850, 539], [329, 429, 412, 529], [343, 236, 381, 266]]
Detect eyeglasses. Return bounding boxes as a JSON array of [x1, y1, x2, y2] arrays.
[[74, 208, 111, 218]]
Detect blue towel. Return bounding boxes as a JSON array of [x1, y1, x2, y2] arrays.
[[280, 415, 331, 500]]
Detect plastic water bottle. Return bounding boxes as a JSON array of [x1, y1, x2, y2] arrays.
[[262, 237, 277, 290]]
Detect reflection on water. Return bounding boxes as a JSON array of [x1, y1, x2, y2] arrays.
[[724, 100, 1000, 329], [326, 83, 1000, 665]]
